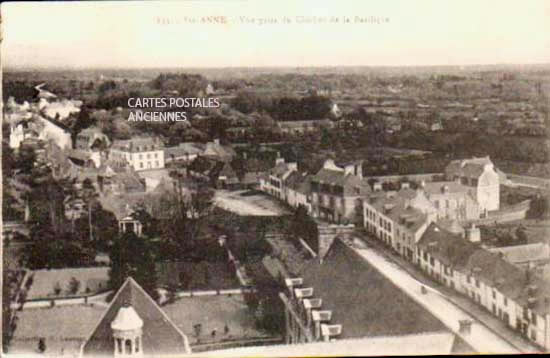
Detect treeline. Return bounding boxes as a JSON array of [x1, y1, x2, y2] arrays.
[[231, 91, 332, 121], [387, 129, 549, 164]]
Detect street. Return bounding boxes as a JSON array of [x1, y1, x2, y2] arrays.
[[345, 238, 527, 354]]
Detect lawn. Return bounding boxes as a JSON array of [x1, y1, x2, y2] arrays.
[[156, 261, 240, 290], [162, 295, 268, 345], [8, 305, 105, 356], [26, 267, 110, 299]]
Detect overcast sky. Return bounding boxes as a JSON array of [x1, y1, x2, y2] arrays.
[[2, 0, 549, 69]]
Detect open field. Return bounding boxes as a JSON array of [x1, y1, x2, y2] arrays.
[[26, 267, 109, 300], [162, 294, 267, 345]]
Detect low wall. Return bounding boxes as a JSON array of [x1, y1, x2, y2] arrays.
[[175, 288, 253, 298], [466, 200, 531, 226], [366, 173, 443, 184], [506, 174, 550, 189], [11, 290, 112, 310]]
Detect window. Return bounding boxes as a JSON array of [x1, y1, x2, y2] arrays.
[[140, 162, 144, 169], [475, 279, 480, 288], [430, 257, 435, 266], [504, 297, 508, 306], [446, 200, 449, 208], [492, 290, 496, 299], [531, 330, 537, 341], [154, 153, 158, 158], [531, 312, 537, 325], [139, 154, 143, 160], [155, 161, 159, 167], [434, 200, 440, 209], [136, 337, 140, 353], [423, 251, 428, 260], [467, 275, 471, 284], [147, 153, 151, 159]]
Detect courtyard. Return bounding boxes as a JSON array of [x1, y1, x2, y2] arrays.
[[214, 190, 289, 216]]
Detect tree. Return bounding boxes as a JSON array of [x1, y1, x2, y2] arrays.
[[159, 178, 214, 247], [288, 205, 319, 252], [515, 226, 528, 244], [68, 277, 81, 295], [108, 231, 159, 302], [38, 338, 46, 353], [81, 178, 99, 241], [53, 282, 61, 296]]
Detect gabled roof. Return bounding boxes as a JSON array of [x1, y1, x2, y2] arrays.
[[270, 162, 293, 178], [81, 277, 190, 357], [300, 238, 447, 339], [418, 224, 550, 316], [417, 223, 479, 269], [445, 156, 494, 179], [311, 169, 371, 196], [366, 189, 429, 234], [164, 142, 204, 159], [202, 141, 236, 160]]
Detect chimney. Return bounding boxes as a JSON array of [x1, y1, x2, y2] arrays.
[[373, 182, 382, 192], [287, 162, 298, 171], [401, 182, 410, 190], [465, 223, 480, 243], [441, 185, 449, 193], [213, 138, 220, 145], [420, 180, 426, 188], [275, 157, 285, 165], [312, 310, 332, 341]]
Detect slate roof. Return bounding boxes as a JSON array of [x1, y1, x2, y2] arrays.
[[198, 332, 456, 357], [81, 277, 190, 357], [445, 157, 493, 179], [311, 169, 371, 196], [111, 137, 164, 152], [300, 238, 447, 339], [270, 162, 293, 178], [423, 181, 470, 196], [164, 142, 204, 160], [418, 224, 550, 316], [202, 141, 236, 161], [366, 189, 428, 234], [417, 223, 479, 269]]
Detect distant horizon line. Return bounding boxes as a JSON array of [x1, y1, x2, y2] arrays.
[[4, 62, 550, 73]]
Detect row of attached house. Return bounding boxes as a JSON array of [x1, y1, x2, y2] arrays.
[[415, 223, 550, 350], [359, 157, 550, 350], [260, 158, 371, 224], [364, 193, 550, 350]]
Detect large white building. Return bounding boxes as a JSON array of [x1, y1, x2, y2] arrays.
[[110, 137, 165, 171], [445, 156, 500, 213]]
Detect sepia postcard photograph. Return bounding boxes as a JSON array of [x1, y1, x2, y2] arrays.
[[1, 0, 549, 356]]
